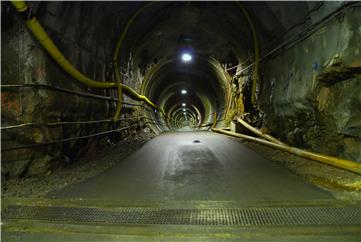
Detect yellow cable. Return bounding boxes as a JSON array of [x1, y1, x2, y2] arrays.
[[11, 0, 166, 122], [213, 128, 361, 175], [112, 2, 154, 63]]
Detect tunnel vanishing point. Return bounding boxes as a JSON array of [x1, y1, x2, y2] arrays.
[[1, 1, 361, 241]]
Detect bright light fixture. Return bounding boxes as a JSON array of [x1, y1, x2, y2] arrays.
[[182, 108, 186, 111], [181, 89, 187, 94], [181, 53, 192, 62], [182, 103, 186, 107]]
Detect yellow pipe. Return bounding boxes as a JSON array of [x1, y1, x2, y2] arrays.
[[113, 85, 123, 122], [25, 18, 117, 88], [111, 2, 167, 118], [237, 2, 260, 107], [11, 0, 166, 121], [112, 2, 154, 63], [236, 117, 287, 145], [11, 0, 27, 12], [212, 128, 361, 175], [212, 112, 217, 129]]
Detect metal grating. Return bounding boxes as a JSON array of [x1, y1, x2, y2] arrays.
[[3, 205, 361, 226]]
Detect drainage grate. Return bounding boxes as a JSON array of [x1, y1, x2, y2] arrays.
[[3, 205, 361, 226]]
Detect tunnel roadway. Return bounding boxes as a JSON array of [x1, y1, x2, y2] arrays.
[[53, 131, 332, 201], [4, 131, 361, 242]]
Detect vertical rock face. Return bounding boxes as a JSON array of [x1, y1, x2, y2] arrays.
[[259, 7, 361, 162], [1, 2, 145, 178]]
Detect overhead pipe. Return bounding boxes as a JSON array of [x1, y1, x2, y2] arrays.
[[236, 117, 287, 145], [212, 128, 361, 175], [10, 0, 166, 121]]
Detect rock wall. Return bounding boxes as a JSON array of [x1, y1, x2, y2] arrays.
[[259, 6, 361, 161], [1, 2, 146, 178]]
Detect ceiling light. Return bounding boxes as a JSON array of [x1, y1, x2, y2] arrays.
[[181, 89, 187, 94], [181, 53, 192, 62], [182, 103, 186, 107]]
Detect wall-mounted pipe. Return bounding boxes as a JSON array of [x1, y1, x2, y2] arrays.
[[212, 112, 217, 129], [212, 128, 361, 175], [236, 117, 286, 145], [112, 2, 154, 64], [236, 2, 260, 107], [10, 0, 165, 121]]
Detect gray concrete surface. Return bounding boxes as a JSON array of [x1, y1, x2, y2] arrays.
[[52, 131, 333, 201]]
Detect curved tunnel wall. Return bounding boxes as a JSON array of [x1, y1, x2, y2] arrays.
[[141, 57, 230, 132], [1, 1, 360, 179]]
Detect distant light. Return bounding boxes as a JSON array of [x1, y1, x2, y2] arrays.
[[183, 112, 186, 115], [181, 89, 187, 94], [182, 108, 186, 111], [182, 103, 186, 107], [181, 53, 192, 62]]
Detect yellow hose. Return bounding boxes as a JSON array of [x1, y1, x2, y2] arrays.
[[237, 2, 260, 107], [112, 2, 154, 63], [236, 117, 286, 145], [11, 0, 27, 12], [111, 1, 169, 118], [26, 18, 117, 89], [113, 85, 123, 122], [212, 128, 361, 175], [212, 112, 217, 129], [11, 0, 166, 121]]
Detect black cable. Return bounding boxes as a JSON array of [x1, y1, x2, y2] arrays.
[[1, 83, 141, 106], [1, 116, 145, 130], [2, 123, 141, 151]]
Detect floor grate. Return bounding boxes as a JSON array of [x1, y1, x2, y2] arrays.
[[3, 205, 361, 226]]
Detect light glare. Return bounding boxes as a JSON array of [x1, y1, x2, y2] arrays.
[[181, 89, 187, 94], [181, 53, 192, 62], [182, 103, 186, 107]]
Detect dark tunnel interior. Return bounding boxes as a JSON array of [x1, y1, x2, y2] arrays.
[[1, 1, 361, 241]]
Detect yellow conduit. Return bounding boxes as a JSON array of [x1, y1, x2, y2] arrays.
[[111, 1, 168, 118], [212, 112, 217, 129], [112, 2, 154, 64], [212, 128, 361, 175], [11, 0, 165, 121], [236, 117, 287, 145], [237, 2, 260, 107]]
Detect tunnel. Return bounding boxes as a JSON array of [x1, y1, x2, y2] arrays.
[[1, 1, 361, 241]]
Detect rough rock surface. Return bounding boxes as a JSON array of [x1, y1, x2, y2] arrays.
[[258, 7, 361, 162], [2, 132, 155, 198]]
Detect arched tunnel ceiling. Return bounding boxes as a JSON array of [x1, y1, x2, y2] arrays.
[[20, 1, 347, 130], [104, 1, 342, 130], [117, 1, 329, 65], [24, 1, 342, 66]]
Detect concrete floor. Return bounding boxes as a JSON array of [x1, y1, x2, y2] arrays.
[[53, 131, 333, 201]]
